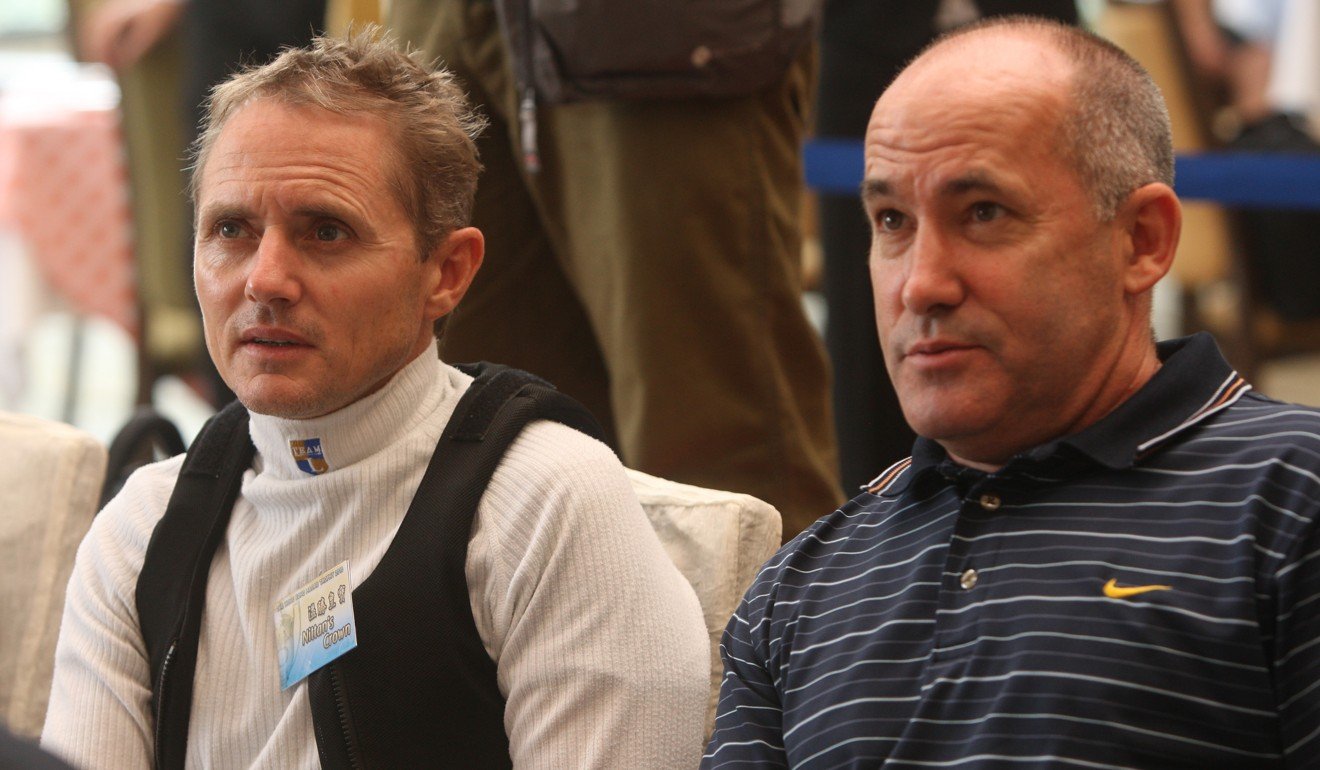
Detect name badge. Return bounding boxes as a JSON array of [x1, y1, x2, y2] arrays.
[[273, 560, 359, 690]]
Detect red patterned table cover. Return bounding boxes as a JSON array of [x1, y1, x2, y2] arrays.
[[0, 106, 136, 335]]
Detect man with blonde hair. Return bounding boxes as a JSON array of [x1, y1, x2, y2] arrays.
[[43, 30, 708, 769]]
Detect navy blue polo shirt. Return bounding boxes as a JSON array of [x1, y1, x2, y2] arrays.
[[704, 333, 1320, 769]]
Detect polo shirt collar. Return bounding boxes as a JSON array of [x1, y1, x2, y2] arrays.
[[875, 333, 1249, 497], [1049, 332, 1248, 469]]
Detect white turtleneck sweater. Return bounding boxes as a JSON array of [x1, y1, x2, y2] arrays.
[[41, 352, 709, 769]]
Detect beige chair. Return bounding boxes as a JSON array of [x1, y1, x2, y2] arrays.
[[0, 413, 106, 739], [0, 407, 775, 740], [628, 468, 782, 737]]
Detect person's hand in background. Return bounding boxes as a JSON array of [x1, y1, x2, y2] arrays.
[[78, 0, 185, 70]]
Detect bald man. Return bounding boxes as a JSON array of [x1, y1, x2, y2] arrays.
[[703, 16, 1320, 769]]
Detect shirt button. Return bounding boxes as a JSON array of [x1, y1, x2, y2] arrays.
[[979, 493, 1001, 511], [960, 568, 978, 590]]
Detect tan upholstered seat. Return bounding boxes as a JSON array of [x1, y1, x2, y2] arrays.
[[628, 468, 783, 737], [0, 413, 106, 738], [0, 407, 778, 740]]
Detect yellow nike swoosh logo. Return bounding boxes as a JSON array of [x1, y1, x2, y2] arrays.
[[1103, 579, 1172, 599]]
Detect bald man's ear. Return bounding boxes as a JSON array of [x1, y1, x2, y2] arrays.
[[423, 226, 484, 323], [1118, 183, 1181, 296]]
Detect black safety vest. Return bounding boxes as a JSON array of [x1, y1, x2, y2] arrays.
[[134, 363, 607, 769]]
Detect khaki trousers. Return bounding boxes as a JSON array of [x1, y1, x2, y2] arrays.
[[390, 0, 842, 536]]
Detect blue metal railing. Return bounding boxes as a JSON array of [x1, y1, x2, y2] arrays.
[[804, 139, 1320, 209]]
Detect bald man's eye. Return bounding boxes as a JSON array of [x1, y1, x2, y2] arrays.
[[971, 202, 1005, 223], [217, 221, 243, 239], [877, 209, 907, 231]]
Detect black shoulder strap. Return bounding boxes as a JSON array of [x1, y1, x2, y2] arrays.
[[136, 399, 252, 770], [308, 362, 606, 769], [446, 362, 606, 445]]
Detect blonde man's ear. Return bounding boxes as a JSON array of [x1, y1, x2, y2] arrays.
[[425, 226, 485, 323]]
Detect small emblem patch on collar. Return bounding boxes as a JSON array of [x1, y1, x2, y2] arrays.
[[290, 438, 329, 475]]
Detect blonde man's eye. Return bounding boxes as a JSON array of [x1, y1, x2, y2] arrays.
[[315, 224, 346, 241]]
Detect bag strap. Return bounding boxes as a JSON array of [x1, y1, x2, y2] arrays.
[[135, 399, 253, 770], [447, 361, 605, 444], [308, 362, 606, 769]]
